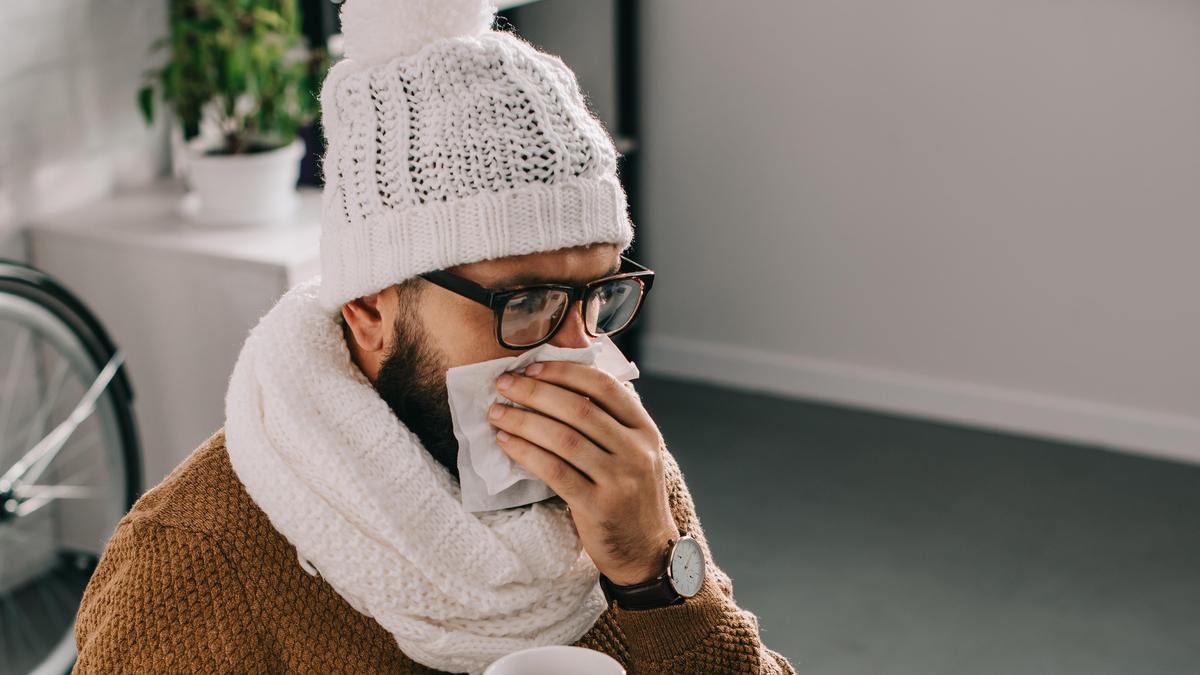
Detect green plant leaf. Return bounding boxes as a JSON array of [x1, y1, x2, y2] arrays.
[[251, 8, 284, 30], [159, 0, 311, 146], [137, 85, 155, 125]]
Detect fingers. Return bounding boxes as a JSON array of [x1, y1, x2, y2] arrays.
[[496, 372, 629, 453], [520, 361, 651, 430], [495, 428, 593, 504], [489, 401, 609, 480]]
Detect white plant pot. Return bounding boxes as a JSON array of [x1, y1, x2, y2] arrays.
[[181, 137, 306, 227]]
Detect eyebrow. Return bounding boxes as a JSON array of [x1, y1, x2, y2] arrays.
[[499, 260, 622, 288]]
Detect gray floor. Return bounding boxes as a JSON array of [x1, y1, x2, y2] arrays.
[[635, 374, 1200, 675]]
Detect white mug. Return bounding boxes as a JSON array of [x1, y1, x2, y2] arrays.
[[483, 645, 625, 675]]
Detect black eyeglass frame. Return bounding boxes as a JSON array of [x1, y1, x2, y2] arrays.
[[418, 254, 656, 350]]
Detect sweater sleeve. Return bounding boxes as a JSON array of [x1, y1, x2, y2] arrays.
[[611, 441, 797, 674], [72, 517, 271, 674]]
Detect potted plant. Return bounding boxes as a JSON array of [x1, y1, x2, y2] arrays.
[[138, 0, 329, 226]]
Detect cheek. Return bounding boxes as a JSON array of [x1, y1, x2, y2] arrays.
[[424, 297, 519, 367]]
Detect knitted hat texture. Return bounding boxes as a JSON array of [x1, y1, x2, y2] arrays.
[[316, 0, 635, 311]]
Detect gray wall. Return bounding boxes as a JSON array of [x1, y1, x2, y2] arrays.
[[507, 0, 618, 132], [0, 0, 168, 262], [638, 0, 1200, 462]]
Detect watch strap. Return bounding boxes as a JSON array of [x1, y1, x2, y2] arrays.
[[598, 532, 690, 611], [600, 571, 684, 611]]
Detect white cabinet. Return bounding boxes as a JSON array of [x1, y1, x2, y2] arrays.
[[27, 180, 321, 489]]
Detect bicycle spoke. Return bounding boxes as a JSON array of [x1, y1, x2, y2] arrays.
[[48, 462, 103, 489], [0, 329, 32, 457], [12, 485, 96, 501], [13, 496, 56, 519], [29, 427, 103, 475], [19, 357, 72, 466], [1, 349, 125, 488], [0, 359, 72, 478]]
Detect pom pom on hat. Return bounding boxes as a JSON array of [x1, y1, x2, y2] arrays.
[[339, 0, 498, 65]]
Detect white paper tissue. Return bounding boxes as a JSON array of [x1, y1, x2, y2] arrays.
[[447, 334, 640, 512]]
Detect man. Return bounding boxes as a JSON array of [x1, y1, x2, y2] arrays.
[[72, 1, 794, 673]]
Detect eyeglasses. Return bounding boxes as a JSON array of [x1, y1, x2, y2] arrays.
[[418, 255, 655, 350]]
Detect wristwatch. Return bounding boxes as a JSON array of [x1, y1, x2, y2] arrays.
[[599, 533, 706, 611]]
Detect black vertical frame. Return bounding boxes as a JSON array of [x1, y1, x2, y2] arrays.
[[612, 0, 644, 364], [297, 0, 341, 186]]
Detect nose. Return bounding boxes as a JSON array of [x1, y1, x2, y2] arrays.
[[548, 299, 593, 349]]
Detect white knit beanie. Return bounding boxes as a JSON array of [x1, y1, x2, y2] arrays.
[[316, 0, 636, 312]]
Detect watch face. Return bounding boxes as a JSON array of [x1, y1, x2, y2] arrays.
[[668, 536, 705, 597]]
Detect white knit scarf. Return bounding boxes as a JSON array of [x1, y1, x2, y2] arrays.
[[223, 276, 608, 674]]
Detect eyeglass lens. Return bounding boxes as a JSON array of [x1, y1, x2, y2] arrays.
[[500, 279, 643, 347]]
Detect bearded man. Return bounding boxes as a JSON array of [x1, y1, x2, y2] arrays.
[[71, 1, 795, 673]]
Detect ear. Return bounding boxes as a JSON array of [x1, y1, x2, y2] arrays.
[[341, 288, 392, 354]]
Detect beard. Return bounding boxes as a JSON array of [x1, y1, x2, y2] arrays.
[[371, 312, 460, 480]]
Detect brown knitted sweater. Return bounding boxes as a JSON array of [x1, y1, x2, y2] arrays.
[[72, 428, 795, 674]]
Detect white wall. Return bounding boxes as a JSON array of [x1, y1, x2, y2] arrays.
[[639, 0, 1200, 462], [0, 0, 169, 262]]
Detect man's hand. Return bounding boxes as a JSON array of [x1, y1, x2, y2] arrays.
[[489, 361, 679, 586]]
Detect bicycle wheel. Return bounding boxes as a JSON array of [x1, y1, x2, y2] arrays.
[[0, 259, 141, 675]]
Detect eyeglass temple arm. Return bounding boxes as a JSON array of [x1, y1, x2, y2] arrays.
[[419, 269, 498, 307]]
